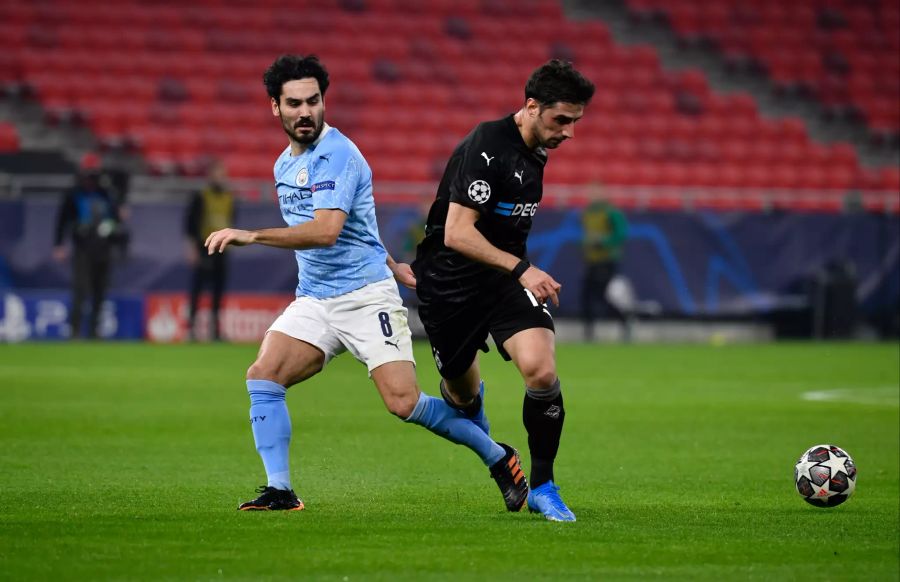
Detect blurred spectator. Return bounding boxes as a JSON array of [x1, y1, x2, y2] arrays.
[[444, 16, 472, 40], [53, 152, 128, 339], [102, 150, 134, 219], [184, 161, 235, 341], [395, 199, 430, 308], [401, 199, 431, 264], [581, 197, 631, 342], [811, 259, 858, 339]]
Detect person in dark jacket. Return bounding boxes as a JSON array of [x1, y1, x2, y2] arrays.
[[53, 153, 127, 339]]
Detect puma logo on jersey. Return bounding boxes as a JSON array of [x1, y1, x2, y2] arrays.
[[384, 339, 400, 350], [514, 170, 523, 184], [481, 152, 495, 166]]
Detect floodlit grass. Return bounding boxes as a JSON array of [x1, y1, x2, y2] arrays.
[[1, 341, 897, 580]]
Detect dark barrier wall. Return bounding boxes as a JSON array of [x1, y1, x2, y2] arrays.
[[1, 200, 897, 320]]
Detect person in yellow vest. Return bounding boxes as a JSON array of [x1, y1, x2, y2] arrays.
[[185, 161, 236, 341], [581, 197, 630, 341]]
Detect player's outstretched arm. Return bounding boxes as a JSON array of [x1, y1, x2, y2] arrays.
[[206, 209, 347, 254], [444, 202, 561, 306], [204, 228, 254, 252]]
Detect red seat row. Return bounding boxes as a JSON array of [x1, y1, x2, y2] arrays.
[[2, 0, 896, 200]]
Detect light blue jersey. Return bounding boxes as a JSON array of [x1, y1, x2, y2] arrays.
[[273, 124, 391, 299]]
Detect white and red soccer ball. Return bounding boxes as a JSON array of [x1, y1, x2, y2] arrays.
[[794, 444, 857, 507]]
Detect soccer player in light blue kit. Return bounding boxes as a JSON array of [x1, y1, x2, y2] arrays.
[[205, 55, 528, 512]]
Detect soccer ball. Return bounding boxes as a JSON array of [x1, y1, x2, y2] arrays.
[[794, 444, 857, 507]]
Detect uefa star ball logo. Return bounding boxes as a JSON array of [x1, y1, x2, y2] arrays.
[[468, 180, 491, 203]]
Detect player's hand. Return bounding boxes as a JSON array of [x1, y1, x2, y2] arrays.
[[185, 244, 199, 266], [52, 246, 68, 262], [519, 265, 562, 307], [205, 228, 255, 254], [390, 261, 417, 289]]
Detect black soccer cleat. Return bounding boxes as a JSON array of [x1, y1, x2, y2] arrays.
[[489, 443, 528, 512], [238, 485, 305, 511]]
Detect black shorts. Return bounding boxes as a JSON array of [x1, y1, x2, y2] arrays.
[[417, 275, 555, 380]]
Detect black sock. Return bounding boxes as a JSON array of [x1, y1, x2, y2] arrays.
[[522, 379, 564, 488]]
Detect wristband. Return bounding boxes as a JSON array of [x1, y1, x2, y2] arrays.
[[511, 259, 531, 280]]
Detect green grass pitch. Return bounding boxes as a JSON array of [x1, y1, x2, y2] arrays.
[[1, 341, 897, 581]]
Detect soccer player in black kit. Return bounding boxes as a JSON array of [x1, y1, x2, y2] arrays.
[[413, 60, 594, 522]]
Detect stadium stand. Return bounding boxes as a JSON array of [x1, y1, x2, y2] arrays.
[[626, 0, 900, 138], [0, 0, 897, 209]]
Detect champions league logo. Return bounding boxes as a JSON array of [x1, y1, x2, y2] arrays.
[[467, 180, 491, 204], [296, 167, 309, 187]]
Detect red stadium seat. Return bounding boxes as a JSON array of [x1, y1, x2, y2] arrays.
[[879, 167, 900, 191], [0, 123, 20, 152]]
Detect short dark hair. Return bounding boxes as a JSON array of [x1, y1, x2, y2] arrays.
[[263, 54, 330, 101], [524, 59, 595, 107]]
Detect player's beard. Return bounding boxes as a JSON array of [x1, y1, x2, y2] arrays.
[[535, 120, 565, 149], [282, 112, 324, 145], [542, 138, 564, 149], [539, 131, 566, 149]]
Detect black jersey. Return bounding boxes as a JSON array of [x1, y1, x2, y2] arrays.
[[413, 115, 548, 304]]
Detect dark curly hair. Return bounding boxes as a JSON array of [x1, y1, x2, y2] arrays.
[[524, 59, 595, 107], [263, 54, 330, 101]]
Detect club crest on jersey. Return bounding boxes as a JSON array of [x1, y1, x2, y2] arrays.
[[296, 167, 309, 187], [467, 180, 491, 204]]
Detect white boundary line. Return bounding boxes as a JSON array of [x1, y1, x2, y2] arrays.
[[801, 387, 899, 406]]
